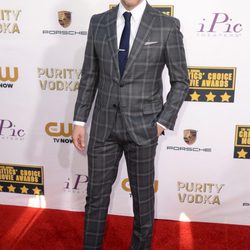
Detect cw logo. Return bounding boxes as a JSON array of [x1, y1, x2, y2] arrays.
[[122, 178, 159, 193], [45, 122, 72, 137], [0, 67, 19, 82]]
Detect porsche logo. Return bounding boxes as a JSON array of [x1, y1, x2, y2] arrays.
[[184, 129, 197, 145], [58, 11, 71, 28]]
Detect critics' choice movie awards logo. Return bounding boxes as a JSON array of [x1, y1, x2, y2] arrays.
[[122, 178, 158, 197], [234, 125, 250, 159], [151, 5, 174, 16], [110, 4, 174, 16], [186, 67, 236, 103], [64, 174, 88, 194], [167, 129, 212, 153], [177, 181, 225, 205], [0, 66, 19, 88], [197, 13, 243, 37], [0, 119, 25, 141], [0, 164, 44, 195], [43, 10, 87, 36], [38, 68, 80, 91], [0, 9, 22, 34], [45, 122, 72, 144]]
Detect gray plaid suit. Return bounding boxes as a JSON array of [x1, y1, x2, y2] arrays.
[[74, 3, 189, 250]]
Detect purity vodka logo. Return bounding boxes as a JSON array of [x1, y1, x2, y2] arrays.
[[0, 9, 22, 34]]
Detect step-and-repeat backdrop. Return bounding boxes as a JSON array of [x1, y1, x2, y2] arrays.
[[0, 0, 249, 226]]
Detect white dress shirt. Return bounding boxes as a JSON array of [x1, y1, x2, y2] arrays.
[[74, 0, 166, 130], [117, 0, 146, 53]]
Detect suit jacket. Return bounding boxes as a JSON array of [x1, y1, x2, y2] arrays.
[[74, 3, 189, 145]]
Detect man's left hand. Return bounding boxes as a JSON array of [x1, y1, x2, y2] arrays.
[[157, 124, 165, 137]]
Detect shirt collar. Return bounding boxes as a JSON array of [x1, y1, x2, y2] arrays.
[[118, 0, 147, 22]]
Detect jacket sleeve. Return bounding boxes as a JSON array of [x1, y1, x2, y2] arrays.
[[73, 15, 99, 122], [157, 17, 189, 130]]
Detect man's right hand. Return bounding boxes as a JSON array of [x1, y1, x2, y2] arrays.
[[72, 125, 86, 151]]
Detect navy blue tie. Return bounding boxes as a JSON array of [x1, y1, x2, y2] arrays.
[[118, 12, 132, 78]]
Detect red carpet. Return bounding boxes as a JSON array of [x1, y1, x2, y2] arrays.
[[0, 205, 249, 250]]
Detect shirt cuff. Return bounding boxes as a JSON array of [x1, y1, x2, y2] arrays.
[[157, 122, 167, 130], [73, 121, 86, 127]]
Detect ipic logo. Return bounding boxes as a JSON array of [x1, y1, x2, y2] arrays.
[[45, 122, 73, 144], [64, 174, 88, 194], [122, 178, 158, 197], [0, 119, 25, 141], [0, 67, 19, 88], [198, 13, 243, 37]]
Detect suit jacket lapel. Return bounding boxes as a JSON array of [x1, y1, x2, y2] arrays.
[[106, 5, 120, 79], [122, 4, 156, 80]]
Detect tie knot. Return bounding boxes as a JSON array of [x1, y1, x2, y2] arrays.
[[123, 12, 132, 22]]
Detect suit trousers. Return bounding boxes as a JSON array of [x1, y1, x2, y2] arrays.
[[84, 109, 158, 250]]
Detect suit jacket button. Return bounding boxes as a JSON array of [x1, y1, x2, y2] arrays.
[[113, 104, 117, 108]]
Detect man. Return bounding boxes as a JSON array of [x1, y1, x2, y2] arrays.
[[73, 0, 189, 249]]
